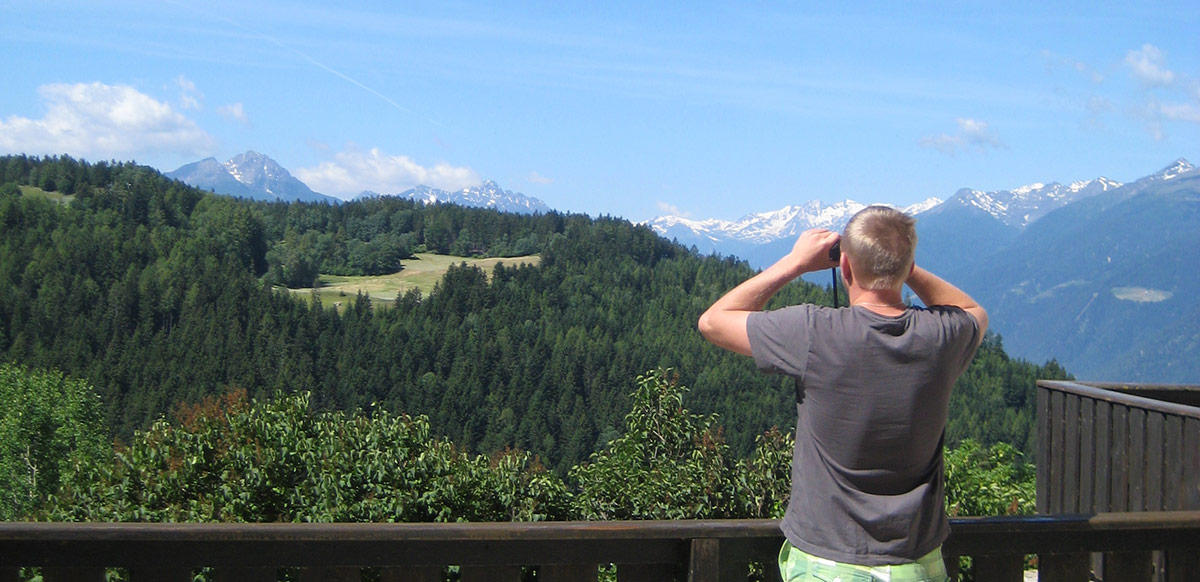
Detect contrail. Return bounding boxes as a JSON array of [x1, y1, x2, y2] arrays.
[[167, 1, 441, 126]]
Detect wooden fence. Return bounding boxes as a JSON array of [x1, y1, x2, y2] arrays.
[[3, 512, 1200, 582], [1037, 380, 1200, 580], [1037, 380, 1200, 515]]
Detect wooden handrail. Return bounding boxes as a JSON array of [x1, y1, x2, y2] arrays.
[[2, 512, 1199, 581], [1038, 380, 1200, 419]]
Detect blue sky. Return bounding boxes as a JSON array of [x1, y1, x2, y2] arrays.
[[1, 1, 1196, 222]]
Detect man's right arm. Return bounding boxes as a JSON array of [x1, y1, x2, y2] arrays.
[[905, 265, 989, 341]]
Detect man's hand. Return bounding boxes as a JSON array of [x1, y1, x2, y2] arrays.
[[783, 228, 841, 277], [699, 229, 839, 356]]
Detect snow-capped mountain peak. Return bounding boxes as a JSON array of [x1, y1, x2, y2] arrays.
[[646, 197, 940, 247], [167, 151, 337, 204], [1155, 158, 1195, 181], [946, 176, 1122, 228], [357, 180, 551, 215]]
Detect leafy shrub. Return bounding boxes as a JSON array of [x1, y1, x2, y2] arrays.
[[0, 364, 107, 520]]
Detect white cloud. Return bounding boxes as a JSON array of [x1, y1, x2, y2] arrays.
[[175, 75, 203, 110], [528, 171, 553, 185], [919, 118, 1005, 155], [0, 82, 215, 160], [1157, 102, 1200, 123], [295, 147, 480, 198], [217, 102, 250, 124], [1124, 44, 1176, 87], [656, 201, 691, 218]]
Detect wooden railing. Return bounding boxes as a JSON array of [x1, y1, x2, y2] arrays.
[[2, 511, 1199, 582]]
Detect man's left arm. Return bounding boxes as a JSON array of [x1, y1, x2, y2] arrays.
[[698, 228, 839, 356]]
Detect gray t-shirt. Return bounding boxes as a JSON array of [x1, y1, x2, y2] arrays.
[[747, 304, 979, 565]]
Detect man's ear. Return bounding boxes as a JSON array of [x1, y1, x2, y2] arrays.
[[840, 254, 853, 287]]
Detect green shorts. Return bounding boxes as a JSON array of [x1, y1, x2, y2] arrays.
[[777, 540, 949, 582]]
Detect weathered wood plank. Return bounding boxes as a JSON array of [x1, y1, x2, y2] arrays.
[[1165, 415, 1184, 510], [1146, 411, 1165, 511], [687, 538, 719, 582], [1110, 405, 1129, 512], [1185, 418, 1200, 510], [1037, 553, 1089, 582], [1050, 389, 1066, 513], [1094, 400, 1111, 512], [1037, 386, 1051, 513], [1129, 407, 1146, 511], [1079, 397, 1096, 512], [1064, 393, 1081, 513]]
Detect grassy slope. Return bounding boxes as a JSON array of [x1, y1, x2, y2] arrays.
[[290, 253, 541, 310]]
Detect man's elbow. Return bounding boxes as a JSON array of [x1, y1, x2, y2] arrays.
[[697, 310, 717, 343]]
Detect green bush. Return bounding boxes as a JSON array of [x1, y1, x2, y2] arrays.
[[0, 364, 107, 520]]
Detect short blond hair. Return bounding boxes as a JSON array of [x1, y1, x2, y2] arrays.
[[842, 206, 916, 291]]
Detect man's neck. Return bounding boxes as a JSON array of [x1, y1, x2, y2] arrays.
[[847, 288, 906, 314]]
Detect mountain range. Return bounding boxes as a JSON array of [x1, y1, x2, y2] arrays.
[[648, 158, 1199, 383], [166, 151, 1198, 383], [167, 151, 549, 213], [357, 181, 551, 214]]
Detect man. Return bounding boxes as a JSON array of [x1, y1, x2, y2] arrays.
[[698, 206, 987, 581]]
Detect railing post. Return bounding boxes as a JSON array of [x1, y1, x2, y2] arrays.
[[41, 568, 106, 582], [461, 565, 522, 581], [1037, 553, 1089, 582], [1166, 549, 1200, 582], [127, 567, 195, 581], [215, 568, 279, 582], [687, 538, 723, 582], [971, 555, 1024, 582], [379, 566, 442, 582], [617, 564, 678, 582], [298, 567, 361, 582], [541, 565, 599, 582], [944, 552, 960, 582], [1103, 551, 1153, 582]]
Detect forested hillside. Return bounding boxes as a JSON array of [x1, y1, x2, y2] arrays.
[[0, 155, 1066, 474]]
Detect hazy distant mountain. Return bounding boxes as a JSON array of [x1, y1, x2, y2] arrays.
[[647, 159, 1199, 382], [358, 180, 551, 214], [949, 159, 1199, 382], [167, 151, 339, 204], [914, 176, 1123, 276]]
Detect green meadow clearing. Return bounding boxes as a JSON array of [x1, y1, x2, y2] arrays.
[[289, 253, 541, 310], [19, 185, 75, 204]]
